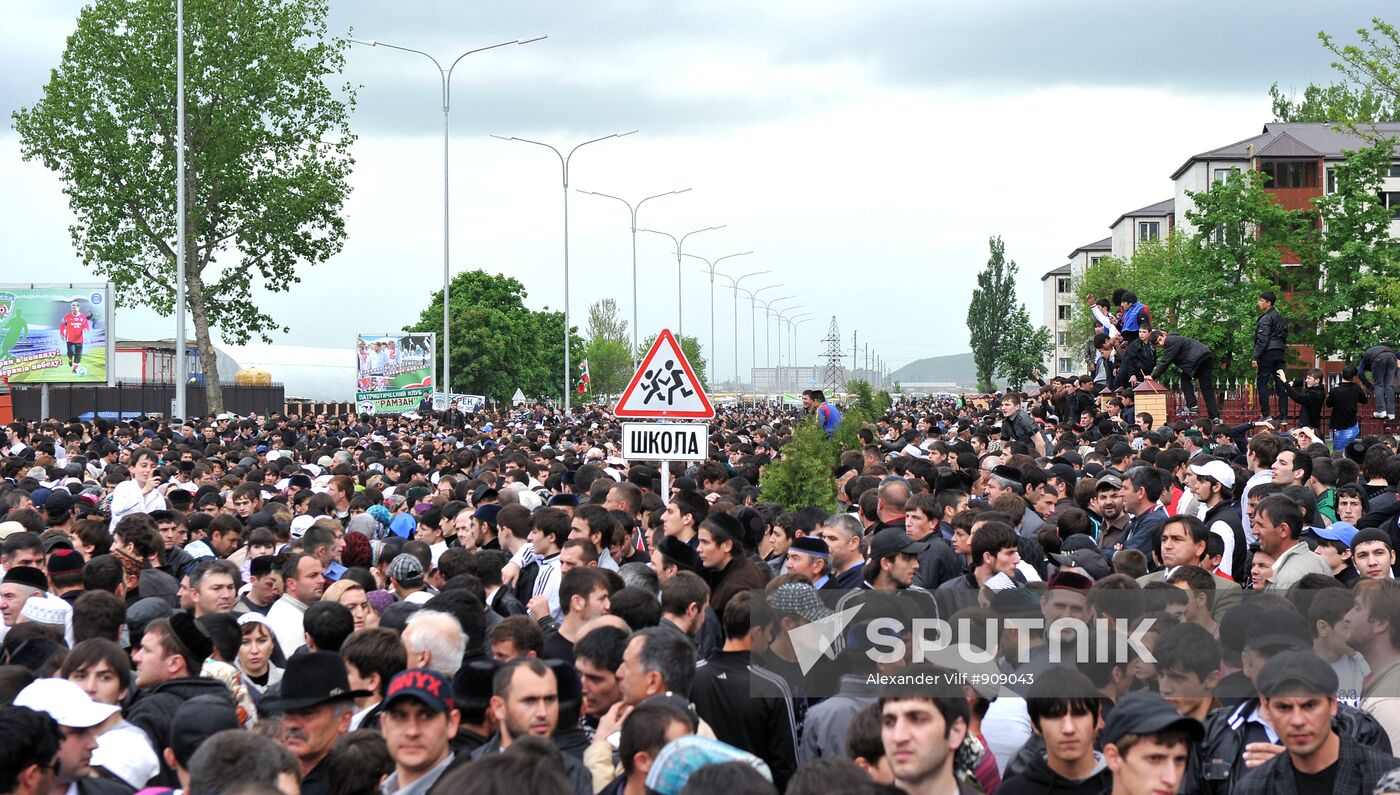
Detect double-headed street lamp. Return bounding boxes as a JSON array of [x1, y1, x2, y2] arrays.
[[739, 285, 783, 390], [772, 305, 805, 396], [577, 188, 690, 359], [784, 312, 812, 393], [637, 226, 724, 337], [491, 131, 638, 413], [754, 294, 794, 394], [348, 34, 545, 396], [715, 270, 770, 385], [680, 251, 752, 384]]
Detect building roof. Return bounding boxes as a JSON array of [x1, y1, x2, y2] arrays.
[[1110, 198, 1175, 230], [1041, 263, 1071, 281], [1066, 237, 1112, 260], [1171, 121, 1400, 178]]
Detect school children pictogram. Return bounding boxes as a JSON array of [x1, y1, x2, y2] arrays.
[[614, 329, 715, 419]]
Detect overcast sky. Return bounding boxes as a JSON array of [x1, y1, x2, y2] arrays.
[[0, 0, 1388, 382]]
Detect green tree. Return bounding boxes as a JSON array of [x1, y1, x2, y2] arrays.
[[1182, 169, 1314, 379], [637, 333, 707, 388], [583, 299, 632, 397], [759, 418, 838, 512], [997, 305, 1052, 389], [407, 270, 583, 403], [844, 378, 889, 418], [1269, 81, 1397, 123], [966, 237, 1020, 392], [12, 0, 356, 413], [1314, 138, 1400, 361]]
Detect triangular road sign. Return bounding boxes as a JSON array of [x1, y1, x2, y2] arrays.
[[615, 329, 715, 419]]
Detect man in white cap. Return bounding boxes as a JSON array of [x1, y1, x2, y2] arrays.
[[1189, 458, 1247, 581], [13, 678, 121, 795]]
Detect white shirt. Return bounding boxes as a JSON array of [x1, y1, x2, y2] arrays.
[[428, 541, 448, 568], [1240, 469, 1274, 544], [108, 480, 167, 532], [266, 594, 309, 657], [1333, 652, 1371, 707], [92, 719, 160, 790]]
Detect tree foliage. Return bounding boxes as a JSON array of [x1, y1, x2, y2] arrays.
[[12, 0, 356, 413], [583, 299, 632, 397], [966, 237, 1020, 392], [406, 270, 583, 404], [759, 418, 838, 512], [1269, 81, 1398, 123], [997, 304, 1053, 390], [637, 333, 708, 389], [844, 378, 890, 418], [1314, 137, 1400, 361]]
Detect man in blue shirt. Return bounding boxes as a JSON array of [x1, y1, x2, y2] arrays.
[[802, 390, 841, 437]]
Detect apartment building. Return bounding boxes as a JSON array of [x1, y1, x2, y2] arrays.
[[1043, 237, 1110, 378], [1109, 198, 1174, 259]]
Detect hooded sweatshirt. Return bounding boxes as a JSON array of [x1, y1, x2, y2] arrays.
[[997, 751, 1112, 795]]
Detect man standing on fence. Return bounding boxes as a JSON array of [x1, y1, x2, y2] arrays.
[[1146, 329, 1220, 422], [1252, 290, 1288, 424], [1358, 344, 1397, 421]]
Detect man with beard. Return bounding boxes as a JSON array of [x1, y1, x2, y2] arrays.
[[469, 658, 591, 794]]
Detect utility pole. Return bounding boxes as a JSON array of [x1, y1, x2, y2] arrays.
[[851, 331, 858, 373]]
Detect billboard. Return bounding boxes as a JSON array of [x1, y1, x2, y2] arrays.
[[355, 333, 435, 414], [0, 283, 115, 385]]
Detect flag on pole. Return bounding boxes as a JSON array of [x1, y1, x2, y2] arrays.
[[577, 359, 591, 394]]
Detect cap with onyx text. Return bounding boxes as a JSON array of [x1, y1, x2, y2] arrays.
[[1102, 691, 1204, 746], [384, 668, 455, 713], [1257, 650, 1339, 697]]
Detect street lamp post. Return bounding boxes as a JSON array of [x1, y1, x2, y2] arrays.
[[786, 313, 812, 393], [174, 0, 187, 419], [681, 251, 753, 386], [637, 226, 724, 337], [491, 131, 638, 413], [773, 305, 805, 397], [715, 270, 770, 386], [740, 286, 783, 393], [754, 294, 794, 394], [577, 188, 691, 360], [349, 34, 545, 396]]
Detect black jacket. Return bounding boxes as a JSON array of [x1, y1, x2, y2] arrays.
[[1123, 337, 1157, 378], [1280, 381, 1325, 430], [1326, 382, 1368, 431], [1193, 698, 1391, 795], [1232, 730, 1399, 795], [126, 677, 236, 787], [1153, 334, 1212, 379], [1253, 308, 1288, 359], [690, 651, 799, 790], [998, 751, 1112, 795]]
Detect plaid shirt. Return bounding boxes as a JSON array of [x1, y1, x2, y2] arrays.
[[1232, 732, 1400, 795]]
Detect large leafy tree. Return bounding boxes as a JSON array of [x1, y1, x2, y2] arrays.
[[1182, 170, 1314, 379], [12, 0, 356, 413], [997, 305, 1052, 389], [1314, 139, 1400, 362], [966, 237, 1019, 392], [583, 298, 632, 398], [407, 270, 584, 404]]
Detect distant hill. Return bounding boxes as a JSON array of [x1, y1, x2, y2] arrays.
[[889, 352, 979, 389]]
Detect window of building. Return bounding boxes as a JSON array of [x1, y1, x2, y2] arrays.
[[1057, 305, 1071, 320], [1213, 167, 1237, 184], [1260, 159, 1318, 189], [1139, 221, 1160, 242], [1389, 164, 1400, 178], [1058, 358, 1073, 374], [1058, 332, 1069, 347], [1056, 277, 1071, 294], [1327, 168, 1337, 194], [1386, 192, 1400, 219], [1090, 256, 1102, 266]]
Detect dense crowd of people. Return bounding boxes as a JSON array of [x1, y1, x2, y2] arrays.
[[3, 351, 1400, 795]]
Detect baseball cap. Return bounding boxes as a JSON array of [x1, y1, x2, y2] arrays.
[[388, 553, 425, 586], [1256, 650, 1339, 697], [1047, 463, 1077, 486], [868, 527, 929, 560], [1102, 691, 1204, 746], [44, 490, 75, 516], [14, 677, 119, 728], [170, 694, 240, 766], [1314, 522, 1358, 547], [1189, 459, 1236, 490], [1049, 549, 1111, 581], [1094, 474, 1123, 491], [1245, 606, 1311, 652], [383, 669, 454, 714]]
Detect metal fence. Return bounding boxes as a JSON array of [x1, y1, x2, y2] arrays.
[[10, 382, 285, 421]]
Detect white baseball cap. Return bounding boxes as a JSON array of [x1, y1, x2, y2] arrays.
[[1189, 459, 1236, 490], [14, 678, 119, 728]]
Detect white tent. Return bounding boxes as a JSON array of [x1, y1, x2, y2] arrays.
[[219, 344, 356, 402]]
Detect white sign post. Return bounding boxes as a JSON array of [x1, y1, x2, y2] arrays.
[[615, 329, 714, 504]]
